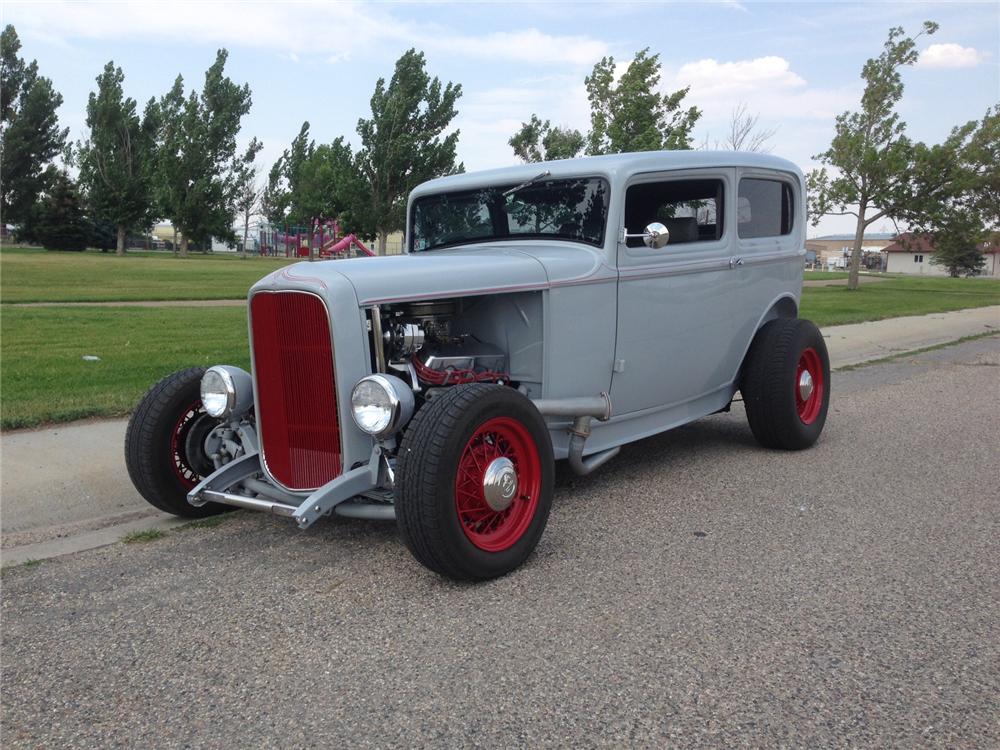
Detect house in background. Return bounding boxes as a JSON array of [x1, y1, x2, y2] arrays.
[[884, 233, 1000, 277]]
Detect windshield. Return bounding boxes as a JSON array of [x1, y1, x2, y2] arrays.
[[410, 177, 609, 252]]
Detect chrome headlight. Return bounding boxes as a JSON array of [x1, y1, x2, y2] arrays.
[[350, 374, 414, 438], [200, 365, 252, 419]]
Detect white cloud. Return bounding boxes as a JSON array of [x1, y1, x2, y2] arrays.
[[916, 43, 987, 70], [675, 56, 806, 98], [667, 55, 855, 122], [3, 1, 606, 67], [441, 29, 607, 67]]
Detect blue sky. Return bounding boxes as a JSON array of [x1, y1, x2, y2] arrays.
[[5, 1, 998, 236]]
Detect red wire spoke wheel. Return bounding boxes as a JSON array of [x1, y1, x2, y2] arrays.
[[125, 368, 229, 518], [741, 318, 830, 450], [396, 384, 554, 580], [454, 417, 542, 552], [168, 400, 215, 489], [795, 347, 825, 425]]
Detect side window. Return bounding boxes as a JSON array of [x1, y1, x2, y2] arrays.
[[624, 179, 724, 248], [738, 178, 793, 238]]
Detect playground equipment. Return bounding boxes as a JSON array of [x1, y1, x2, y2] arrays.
[[258, 218, 375, 259]]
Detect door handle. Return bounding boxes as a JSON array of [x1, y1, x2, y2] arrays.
[[729, 257, 744, 268]]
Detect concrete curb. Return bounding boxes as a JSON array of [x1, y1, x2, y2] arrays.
[[1, 514, 189, 567]]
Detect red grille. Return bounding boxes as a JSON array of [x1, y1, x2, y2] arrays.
[[250, 291, 341, 490]]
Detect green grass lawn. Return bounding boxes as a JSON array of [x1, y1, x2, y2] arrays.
[[2, 262, 999, 429], [0, 245, 295, 303], [803, 270, 850, 280], [1, 305, 250, 429], [800, 276, 1000, 326]]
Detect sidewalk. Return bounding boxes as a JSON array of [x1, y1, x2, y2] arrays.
[[2, 305, 998, 565], [821, 305, 999, 367]]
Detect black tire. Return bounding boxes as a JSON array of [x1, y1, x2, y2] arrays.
[[741, 318, 830, 450], [124, 368, 228, 518], [395, 384, 554, 581]]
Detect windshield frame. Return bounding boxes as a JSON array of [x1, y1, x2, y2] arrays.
[[408, 175, 610, 253]]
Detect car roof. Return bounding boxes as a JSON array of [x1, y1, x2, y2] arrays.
[[411, 150, 803, 199]]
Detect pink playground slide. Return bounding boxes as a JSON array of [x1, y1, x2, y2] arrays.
[[320, 233, 375, 258]]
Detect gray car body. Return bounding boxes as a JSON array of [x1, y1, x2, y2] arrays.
[[244, 150, 805, 496]]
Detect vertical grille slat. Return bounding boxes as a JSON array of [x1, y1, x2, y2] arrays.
[[251, 292, 341, 490]]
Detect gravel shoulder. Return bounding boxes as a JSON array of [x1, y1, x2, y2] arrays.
[[2, 338, 998, 748]]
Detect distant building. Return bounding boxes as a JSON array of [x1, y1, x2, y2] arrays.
[[884, 233, 1000, 277]]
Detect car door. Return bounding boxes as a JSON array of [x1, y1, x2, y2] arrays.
[[610, 168, 740, 415]]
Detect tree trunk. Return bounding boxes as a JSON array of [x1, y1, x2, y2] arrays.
[[172, 227, 178, 256], [847, 210, 867, 291], [179, 235, 189, 258], [116, 225, 126, 256], [241, 221, 249, 259], [378, 230, 388, 256]]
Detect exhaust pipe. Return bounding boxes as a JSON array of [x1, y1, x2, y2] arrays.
[[532, 393, 618, 476]]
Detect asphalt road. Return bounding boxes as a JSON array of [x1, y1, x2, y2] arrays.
[[2, 338, 998, 748]]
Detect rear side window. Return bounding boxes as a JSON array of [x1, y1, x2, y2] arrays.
[[738, 178, 793, 238], [624, 179, 724, 247]]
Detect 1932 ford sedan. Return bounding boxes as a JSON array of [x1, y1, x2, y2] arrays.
[[126, 151, 830, 580]]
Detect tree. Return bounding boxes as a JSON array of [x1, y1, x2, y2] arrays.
[[929, 218, 988, 277], [509, 48, 700, 163], [919, 106, 1000, 276], [713, 102, 778, 152], [585, 48, 700, 155], [0, 25, 68, 224], [20, 170, 89, 251], [356, 49, 463, 254], [232, 139, 262, 257], [509, 115, 584, 163], [806, 22, 953, 290], [260, 121, 310, 224], [151, 50, 255, 256], [263, 122, 366, 230], [77, 62, 157, 255]]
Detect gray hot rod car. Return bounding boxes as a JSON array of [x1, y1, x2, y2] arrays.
[[125, 151, 830, 580]]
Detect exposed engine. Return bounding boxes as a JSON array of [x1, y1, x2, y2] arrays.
[[378, 300, 509, 386]]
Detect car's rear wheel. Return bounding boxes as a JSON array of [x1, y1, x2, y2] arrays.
[[395, 384, 554, 580], [741, 318, 830, 450], [125, 368, 229, 518]]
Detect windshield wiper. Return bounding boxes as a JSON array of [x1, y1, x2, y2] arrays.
[[502, 170, 551, 198]]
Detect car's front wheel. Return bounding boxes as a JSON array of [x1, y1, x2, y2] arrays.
[[741, 317, 831, 450], [395, 384, 554, 580], [124, 368, 229, 518]]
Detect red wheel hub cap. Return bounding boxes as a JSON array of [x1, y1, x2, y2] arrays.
[[454, 417, 541, 552], [796, 347, 824, 425]]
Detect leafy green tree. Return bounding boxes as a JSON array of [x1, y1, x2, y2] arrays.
[[0, 25, 68, 224], [509, 115, 584, 163], [585, 48, 700, 155], [509, 48, 699, 163], [806, 22, 952, 290], [21, 170, 89, 251], [810, 28, 998, 289], [260, 121, 310, 224], [356, 48, 463, 254], [151, 50, 255, 256], [77, 62, 158, 255], [263, 122, 366, 231], [916, 106, 1000, 277], [929, 216, 987, 277]]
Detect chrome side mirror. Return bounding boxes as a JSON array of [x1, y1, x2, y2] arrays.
[[622, 222, 670, 249], [643, 222, 670, 249]]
